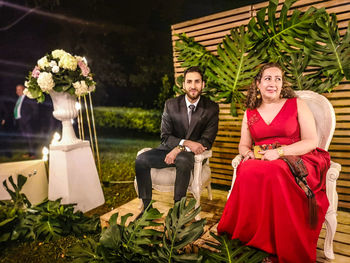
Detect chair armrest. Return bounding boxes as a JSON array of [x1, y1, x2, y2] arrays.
[[326, 161, 341, 213], [227, 154, 242, 199], [194, 150, 212, 162], [232, 154, 243, 168], [136, 148, 152, 157]]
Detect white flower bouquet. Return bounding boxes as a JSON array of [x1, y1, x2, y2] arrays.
[[25, 49, 96, 102]]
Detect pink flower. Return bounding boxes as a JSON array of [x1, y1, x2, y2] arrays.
[[32, 66, 40, 78], [77, 60, 90, 77]]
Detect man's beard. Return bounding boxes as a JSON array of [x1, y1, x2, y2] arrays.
[[185, 89, 202, 101]]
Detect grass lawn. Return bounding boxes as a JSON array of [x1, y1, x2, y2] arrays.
[[0, 133, 159, 262]]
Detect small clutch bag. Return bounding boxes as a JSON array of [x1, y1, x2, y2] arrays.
[[253, 143, 283, 159]]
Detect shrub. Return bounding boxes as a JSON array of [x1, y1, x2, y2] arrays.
[[94, 107, 162, 134]]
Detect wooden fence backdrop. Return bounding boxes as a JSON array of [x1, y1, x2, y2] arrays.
[[171, 0, 350, 210]]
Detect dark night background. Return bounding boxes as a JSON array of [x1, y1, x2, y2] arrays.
[[0, 0, 263, 109]]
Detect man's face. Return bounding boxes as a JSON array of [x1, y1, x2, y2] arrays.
[[16, 85, 24, 96], [183, 72, 204, 102]]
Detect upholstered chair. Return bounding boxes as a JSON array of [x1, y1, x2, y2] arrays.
[[134, 148, 213, 219], [229, 90, 341, 259]]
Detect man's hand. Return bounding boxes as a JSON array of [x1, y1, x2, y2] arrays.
[[165, 147, 181, 164], [183, 140, 206, 155], [1, 119, 5, 126]]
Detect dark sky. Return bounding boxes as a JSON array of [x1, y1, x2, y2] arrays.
[[0, 0, 263, 107]]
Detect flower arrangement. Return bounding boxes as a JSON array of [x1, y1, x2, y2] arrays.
[[24, 49, 96, 102]]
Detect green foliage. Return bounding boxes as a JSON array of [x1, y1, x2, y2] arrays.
[[206, 26, 263, 115], [94, 107, 162, 134], [68, 198, 205, 262], [175, 0, 350, 115], [68, 198, 268, 262], [248, 0, 324, 62], [304, 14, 350, 92], [155, 198, 205, 263], [154, 74, 176, 110], [201, 233, 268, 263], [0, 175, 100, 244]]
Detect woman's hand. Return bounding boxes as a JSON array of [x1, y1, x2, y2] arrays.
[[260, 149, 280, 161], [242, 150, 255, 162]]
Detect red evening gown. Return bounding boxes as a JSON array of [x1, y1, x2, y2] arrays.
[[217, 98, 330, 263]]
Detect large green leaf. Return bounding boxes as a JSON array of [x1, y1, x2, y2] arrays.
[[305, 13, 350, 92], [249, 0, 324, 62], [154, 198, 205, 263], [205, 25, 263, 115], [201, 233, 268, 263]]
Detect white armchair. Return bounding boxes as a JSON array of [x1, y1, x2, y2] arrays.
[[134, 148, 213, 219], [229, 90, 341, 260]]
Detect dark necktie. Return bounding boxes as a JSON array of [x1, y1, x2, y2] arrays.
[[188, 104, 195, 124]]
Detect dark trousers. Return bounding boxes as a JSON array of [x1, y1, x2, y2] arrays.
[[135, 148, 194, 202]]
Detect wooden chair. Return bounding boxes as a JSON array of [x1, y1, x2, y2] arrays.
[[229, 90, 341, 260], [134, 148, 213, 219]]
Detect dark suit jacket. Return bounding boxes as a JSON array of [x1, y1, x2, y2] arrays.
[[159, 94, 219, 150], [18, 96, 39, 125]]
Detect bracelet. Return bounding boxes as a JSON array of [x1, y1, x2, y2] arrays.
[[243, 149, 252, 157], [277, 147, 284, 157]]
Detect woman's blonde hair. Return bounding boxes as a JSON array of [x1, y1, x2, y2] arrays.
[[245, 62, 296, 109]]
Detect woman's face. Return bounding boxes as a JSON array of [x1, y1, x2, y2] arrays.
[[256, 67, 283, 102]]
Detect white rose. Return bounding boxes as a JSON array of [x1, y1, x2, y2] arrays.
[[49, 60, 57, 67], [23, 88, 34, 99], [73, 80, 89, 96], [37, 72, 55, 92], [52, 49, 68, 59], [52, 65, 59, 73], [24, 81, 29, 88], [37, 56, 50, 69]]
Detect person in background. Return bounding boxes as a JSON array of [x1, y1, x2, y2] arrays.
[[13, 84, 39, 158]]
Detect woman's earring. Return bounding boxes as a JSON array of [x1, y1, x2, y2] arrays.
[[256, 89, 261, 99]]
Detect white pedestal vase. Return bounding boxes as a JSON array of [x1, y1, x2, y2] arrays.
[[48, 90, 104, 212]]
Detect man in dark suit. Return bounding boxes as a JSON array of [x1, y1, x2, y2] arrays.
[[135, 66, 219, 212], [14, 84, 39, 158]]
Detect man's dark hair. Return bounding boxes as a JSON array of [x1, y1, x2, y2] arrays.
[[183, 66, 204, 81]]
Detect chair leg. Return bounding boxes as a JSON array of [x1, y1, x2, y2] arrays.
[[192, 191, 201, 221], [324, 210, 337, 260], [207, 184, 212, 200]]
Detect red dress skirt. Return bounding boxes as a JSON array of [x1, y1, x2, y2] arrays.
[[217, 98, 330, 263]]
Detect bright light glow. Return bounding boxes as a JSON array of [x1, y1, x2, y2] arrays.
[[42, 147, 49, 155], [42, 146, 49, 161], [75, 102, 81, 110], [71, 119, 75, 124], [51, 132, 61, 144]]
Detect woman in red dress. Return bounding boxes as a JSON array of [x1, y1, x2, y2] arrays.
[[217, 63, 330, 263]]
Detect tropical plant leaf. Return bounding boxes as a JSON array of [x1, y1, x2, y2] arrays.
[[154, 198, 205, 263], [205, 25, 263, 115], [249, 0, 325, 62], [2, 175, 31, 208], [201, 233, 268, 263], [67, 237, 103, 263], [305, 13, 350, 92]]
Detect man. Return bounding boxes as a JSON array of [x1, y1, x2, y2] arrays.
[[13, 84, 38, 158], [135, 66, 219, 213]]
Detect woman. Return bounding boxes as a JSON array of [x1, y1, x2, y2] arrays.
[[217, 63, 330, 263]]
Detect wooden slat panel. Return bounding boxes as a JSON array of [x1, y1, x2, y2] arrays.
[[172, 0, 350, 210]]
